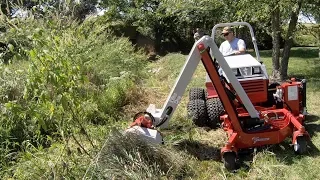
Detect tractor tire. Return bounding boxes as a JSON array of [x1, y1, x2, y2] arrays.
[[189, 87, 206, 101], [294, 136, 307, 155], [187, 99, 207, 127], [206, 98, 224, 128], [223, 152, 237, 171]]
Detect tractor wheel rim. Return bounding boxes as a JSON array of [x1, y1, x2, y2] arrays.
[[294, 140, 298, 151]]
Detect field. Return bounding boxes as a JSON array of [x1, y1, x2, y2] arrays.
[[1, 4, 318, 178], [0, 20, 318, 178], [134, 47, 320, 179]]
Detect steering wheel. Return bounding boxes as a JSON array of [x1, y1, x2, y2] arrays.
[[224, 52, 237, 57]]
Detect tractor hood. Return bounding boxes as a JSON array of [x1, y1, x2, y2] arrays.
[[223, 54, 261, 68]]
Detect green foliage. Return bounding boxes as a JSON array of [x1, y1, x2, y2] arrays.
[[0, 63, 27, 103], [294, 24, 319, 47], [302, 0, 320, 23], [100, 0, 227, 53], [0, 14, 147, 174], [0, 17, 34, 63], [0, 1, 318, 178]]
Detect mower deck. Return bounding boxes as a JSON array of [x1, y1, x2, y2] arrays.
[[221, 108, 308, 151]]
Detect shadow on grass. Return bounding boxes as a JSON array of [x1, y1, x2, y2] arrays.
[[172, 139, 221, 161], [305, 114, 320, 138], [235, 142, 320, 172], [168, 114, 320, 171], [272, 138, 320, 166], [288, 47, 318, 59]]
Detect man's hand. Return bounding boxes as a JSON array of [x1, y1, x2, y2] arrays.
[[235, 49, 246, 54]]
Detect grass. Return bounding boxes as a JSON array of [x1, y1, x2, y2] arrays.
[[92, 129, 193, 179], [0, 16, 149, 179], [135, 47, 320, 179]]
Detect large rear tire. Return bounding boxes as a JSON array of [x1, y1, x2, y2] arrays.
[[189, 87, 206, 101], [206, 98, 224, 128], [187, 99, 207, 127]]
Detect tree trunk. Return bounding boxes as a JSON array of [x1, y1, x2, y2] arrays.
[[271, 4, 281, 82], [318, 25, 320, 59], [154, 24, 164, 54], [280, 0, 303, 80]]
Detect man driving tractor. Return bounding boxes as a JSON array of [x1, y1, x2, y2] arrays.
[[127, 22, 309, 171], [219, 26, 246, 56]]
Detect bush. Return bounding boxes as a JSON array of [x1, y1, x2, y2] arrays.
[[0, 15, 147, 169], [0, 17, 36, 63]]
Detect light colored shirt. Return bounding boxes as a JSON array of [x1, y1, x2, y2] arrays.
[[219, 38, 246, 56]]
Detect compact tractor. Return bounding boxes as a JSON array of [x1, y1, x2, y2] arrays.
[[188, 22, 307, 129], [126, 22, 309, 170]]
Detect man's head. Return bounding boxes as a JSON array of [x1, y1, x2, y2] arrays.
[[221, 26, 235, 42]]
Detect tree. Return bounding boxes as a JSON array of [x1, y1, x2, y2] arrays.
[[0, 0, 98, 20], [271, 2, 281, 81], [99, 0, 227, 53], [280, 0, 303, 80], [230, 0, 282, 81], [229, 0, 309, 81], [302, 0, 320, 23]]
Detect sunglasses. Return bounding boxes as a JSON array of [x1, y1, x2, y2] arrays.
[[223, 33, 229, 37]]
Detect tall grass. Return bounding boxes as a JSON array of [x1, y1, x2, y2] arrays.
[[86, 129, 192, 179], [0, 14, 149, 178]]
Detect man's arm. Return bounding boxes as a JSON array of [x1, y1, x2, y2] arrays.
[[219, 43, 223, 52], [236, 39, 246, 54]]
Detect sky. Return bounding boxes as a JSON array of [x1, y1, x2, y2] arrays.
[[298, 13, 317, 23]]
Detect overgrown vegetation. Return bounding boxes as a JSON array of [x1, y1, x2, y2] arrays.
[[91, 129, 192, 179], [0, 0, 319, 179], [0, 13, 151, 178]]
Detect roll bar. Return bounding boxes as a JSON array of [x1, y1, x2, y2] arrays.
[[211, 22, 261, 62]]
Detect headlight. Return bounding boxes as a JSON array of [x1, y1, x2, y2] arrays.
[[239, 67, 252, 76], [232, 68, 240, 76], [232, 68, 238, 75], [253, 66, 261, 74]]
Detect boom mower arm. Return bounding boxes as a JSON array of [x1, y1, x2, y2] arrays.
[[127, 31, 310, 170], [146, 36, 259, 129]]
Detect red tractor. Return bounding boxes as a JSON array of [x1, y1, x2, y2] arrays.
[[187, 22, 307, 129], [126, 22, 309, 171]]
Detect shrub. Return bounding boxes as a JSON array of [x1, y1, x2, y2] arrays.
[[0, 15, 147, 169]]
